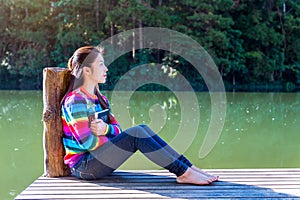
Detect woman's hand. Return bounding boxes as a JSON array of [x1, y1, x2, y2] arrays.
[[90, 119, 108, 136]]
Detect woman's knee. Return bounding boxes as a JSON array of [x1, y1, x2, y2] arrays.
[[138, 124, 156, 137], [139, 124, 148, 129], [125, 125, 151, 138]]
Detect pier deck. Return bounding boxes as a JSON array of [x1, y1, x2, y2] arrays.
[[15, 169, 300, 199]]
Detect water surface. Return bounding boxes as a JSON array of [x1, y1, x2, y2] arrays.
[[0, 90, 299, 200]]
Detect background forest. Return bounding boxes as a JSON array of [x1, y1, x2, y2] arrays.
[[0, 0, 299, 91]]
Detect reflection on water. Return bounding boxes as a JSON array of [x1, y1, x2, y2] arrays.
[[0, 90, 299, 200], [0, 90, 43, 200]]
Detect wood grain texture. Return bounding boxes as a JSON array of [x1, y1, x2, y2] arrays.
[[15, 169, 300, 199], [42, 67, 71, 177]]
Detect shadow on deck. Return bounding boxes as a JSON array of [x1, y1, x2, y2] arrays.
[[16, 169, 300, 199]]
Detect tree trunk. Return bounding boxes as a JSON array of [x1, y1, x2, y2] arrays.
[[132, 16, 136, 60], [95, 0, 99, 32], [42, 67, 71, 177], [233, 73, 236, 86], [139, 19, 143, 49], [110, 21, 114, 44]]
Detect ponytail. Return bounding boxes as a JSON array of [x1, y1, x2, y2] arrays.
[[95, 86, 114, 123], [60, 73, 75, 107]]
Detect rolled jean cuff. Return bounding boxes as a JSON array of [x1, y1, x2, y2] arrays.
[[178, 155, 193, 167], [166, 160, 189, 177]]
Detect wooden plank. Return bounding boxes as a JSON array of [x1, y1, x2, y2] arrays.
[[36, 173, 300, 179], [26, 183, 300, 190], [15, 192, 299, 199], [30, 173, 300, 181], [15, 169, 300, 200], [30, 178, 300, 185], [27, 179, 300, 187], [20, 188, 300, 195]]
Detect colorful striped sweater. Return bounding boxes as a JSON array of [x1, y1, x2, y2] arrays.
[[61, 87, 122, 168]]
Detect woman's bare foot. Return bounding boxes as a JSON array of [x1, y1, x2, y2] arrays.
[[176, 168, 212, 185], [191, 165, 219, 182]]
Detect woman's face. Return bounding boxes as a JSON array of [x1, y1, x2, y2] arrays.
[[89, 54, 108, 84]]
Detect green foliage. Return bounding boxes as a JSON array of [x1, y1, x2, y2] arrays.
[[0, 0, 299, 91]]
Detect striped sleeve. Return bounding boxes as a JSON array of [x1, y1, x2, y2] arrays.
[[62, 93, 105, 151]]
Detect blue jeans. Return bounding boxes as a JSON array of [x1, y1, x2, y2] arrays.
[[71, 124, 192, 180]]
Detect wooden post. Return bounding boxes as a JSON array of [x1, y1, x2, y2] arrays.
[[42, 67, 71, 177]]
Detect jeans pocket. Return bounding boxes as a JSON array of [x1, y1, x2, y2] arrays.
[[72, 168, 97, 180]]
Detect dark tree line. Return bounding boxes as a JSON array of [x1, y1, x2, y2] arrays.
[[0, 0, 299, 91]]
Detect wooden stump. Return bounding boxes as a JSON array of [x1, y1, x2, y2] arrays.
[[42, 67, 71, 177]]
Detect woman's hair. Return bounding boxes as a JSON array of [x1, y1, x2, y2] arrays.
[[61, 46, 114, 123], [68, 46, 103, 88]]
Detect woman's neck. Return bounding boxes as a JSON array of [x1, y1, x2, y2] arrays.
[[81, 82, 95, 96]]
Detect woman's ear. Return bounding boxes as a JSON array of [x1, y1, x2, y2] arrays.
[[82, 66, 92, 76]]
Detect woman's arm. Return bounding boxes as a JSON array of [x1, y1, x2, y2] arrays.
[[62, 93, 107, 151]]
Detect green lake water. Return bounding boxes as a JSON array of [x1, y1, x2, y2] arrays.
[[0, 90, 299, 200]]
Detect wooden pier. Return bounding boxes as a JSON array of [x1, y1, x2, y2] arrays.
[[15, 168, 300, 199]]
